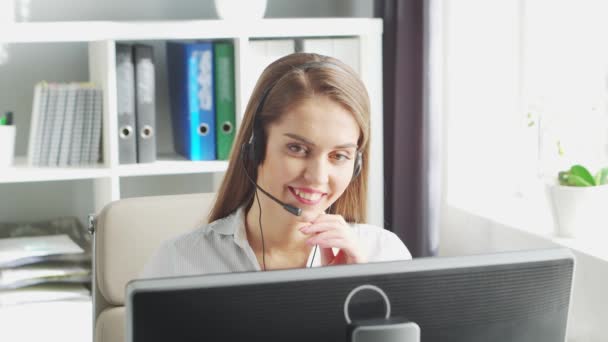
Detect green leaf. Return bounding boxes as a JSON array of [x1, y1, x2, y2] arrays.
[[569, 165, 596, 186], [595, 167, 608, 185], [567, 174, 594, 187], [558, 171, 570, 186]]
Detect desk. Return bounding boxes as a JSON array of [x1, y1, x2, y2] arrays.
[[442, 204, 608, 342], [0, 300, 91, 341]]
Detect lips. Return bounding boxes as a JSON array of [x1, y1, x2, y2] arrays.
[[288, 186, 326, 205]]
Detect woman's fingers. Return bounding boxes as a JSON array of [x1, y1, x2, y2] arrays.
[[299, 223, 335, 234], [302, 213, 367, 265], [320, 247, 335, 265], [307, 231, 344, 245], [300, 217, 349, 234], [311, 238, 350, 250]]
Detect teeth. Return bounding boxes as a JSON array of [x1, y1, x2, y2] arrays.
[[294, 189, 321, 201]]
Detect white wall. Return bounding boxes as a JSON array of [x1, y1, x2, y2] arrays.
[[14, 0, 360, 21]]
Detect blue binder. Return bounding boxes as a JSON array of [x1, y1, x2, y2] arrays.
[[167, 41, 217, 161]]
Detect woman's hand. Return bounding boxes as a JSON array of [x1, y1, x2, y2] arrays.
[[299, 214, 367, 266]]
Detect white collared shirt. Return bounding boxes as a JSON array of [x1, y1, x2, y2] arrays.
[[140, 207, 412, 279]]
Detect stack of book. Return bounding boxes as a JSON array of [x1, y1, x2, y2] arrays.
[[27, 82, 103, 167], [115, 43, 157, 164], [0, 218, 91, 307], [166, 40, 236, 161]]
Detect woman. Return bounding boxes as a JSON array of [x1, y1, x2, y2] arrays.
[[141, 53, 411, 278]]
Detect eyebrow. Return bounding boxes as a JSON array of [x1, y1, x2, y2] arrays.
[[283, 133, 357, 149]]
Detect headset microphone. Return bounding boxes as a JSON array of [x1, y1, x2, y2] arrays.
[[249, 175, 302, 216]]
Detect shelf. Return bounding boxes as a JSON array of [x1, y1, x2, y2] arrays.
[[0, 157, 110, 184], [0, 17, 385, 226], [0, 19, 382, 43], [0, 157, 229, 182], [116, 154, 229, 177]]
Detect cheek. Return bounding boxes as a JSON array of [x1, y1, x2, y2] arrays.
[[330, 168, 354, 194], [260, 155, 302, 187]]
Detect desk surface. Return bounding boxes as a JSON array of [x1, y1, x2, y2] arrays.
[[0, 300, 91, 341]]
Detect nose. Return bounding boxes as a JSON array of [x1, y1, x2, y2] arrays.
[[303, 156, 330, 185]]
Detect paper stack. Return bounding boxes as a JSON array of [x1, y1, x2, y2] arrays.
[[0, 218, 91, 307]]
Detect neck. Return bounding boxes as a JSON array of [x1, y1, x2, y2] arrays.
[[245, 192, 310, 256]]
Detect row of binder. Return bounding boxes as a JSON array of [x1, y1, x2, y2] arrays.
[[115, 43, 157, 164], [166, 40, 236, 161], [117, 41, 237, 163], [114, 37, 358, 164], [27, 82, 103, 167]]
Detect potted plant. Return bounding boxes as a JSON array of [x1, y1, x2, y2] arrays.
[[546, 164, 608, 238]]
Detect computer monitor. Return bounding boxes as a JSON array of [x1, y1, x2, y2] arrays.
[[126, 248, 574, 342]]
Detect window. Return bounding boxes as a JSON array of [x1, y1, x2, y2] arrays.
[[444, 0, 608, 212]]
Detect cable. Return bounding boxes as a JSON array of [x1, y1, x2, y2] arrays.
[[255, 188, 267, 271], [307, 204, 332, 268], [241, 154, 301, 216], [309, 244, 318, 268], [257, 190, 317, 270], [246, 155, 319, 271]]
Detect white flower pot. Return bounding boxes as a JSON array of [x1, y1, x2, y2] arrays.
[[214, 0, 267, 20], [546, 184, 608, 238], [0, 125, 16, 168]]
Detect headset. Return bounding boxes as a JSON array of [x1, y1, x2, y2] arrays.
[[239, 59, 364, 270]]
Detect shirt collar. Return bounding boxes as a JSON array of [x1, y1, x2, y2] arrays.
[[207, 206, 323, 268], [207, 206, 249, 249]]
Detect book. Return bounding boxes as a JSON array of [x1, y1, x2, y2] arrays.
[[47, 84, 68, 166], [57, 83, 79, 167], [79, 84, 94, 165], [133, 44, 157, 163], [0, 262, 91, 290], [115, 43, 138, 164], [69, 87, 87, 166], [27, 82, 49, 166], [0, 235, 85, 269], [167, 41, 217, 161], [213, 41, 236, 160], [39, 83, 59, 166], [89, 88, 103, 164]]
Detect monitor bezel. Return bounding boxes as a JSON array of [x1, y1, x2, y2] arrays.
[[125, 247, 575, 342]]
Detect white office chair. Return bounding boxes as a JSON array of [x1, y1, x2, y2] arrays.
[[92, 192, 216, 342]]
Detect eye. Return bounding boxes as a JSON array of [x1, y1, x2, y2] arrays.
[[332, 152, 352, 162], [287, 143, 308, 155]]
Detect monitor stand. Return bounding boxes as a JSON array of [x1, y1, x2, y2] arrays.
[[348, 318, 420, 342]]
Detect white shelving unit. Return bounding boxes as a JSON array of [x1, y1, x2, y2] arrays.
[[0, 18, 385, 226]]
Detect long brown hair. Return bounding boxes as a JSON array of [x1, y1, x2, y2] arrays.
[[208, 53, 370, 223]]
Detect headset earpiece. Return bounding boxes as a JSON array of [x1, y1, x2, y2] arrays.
[[353, 151, 363, 178], [240, 142, 250, 162], [241, 115, 264, 169]]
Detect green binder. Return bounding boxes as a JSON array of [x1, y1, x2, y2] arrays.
[[213, 41, 236, 160]]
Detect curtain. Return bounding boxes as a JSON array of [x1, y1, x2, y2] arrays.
[[374, 0, 441, 257]]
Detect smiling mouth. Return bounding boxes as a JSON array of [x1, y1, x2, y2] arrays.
[[288, 187, 326, 205]]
